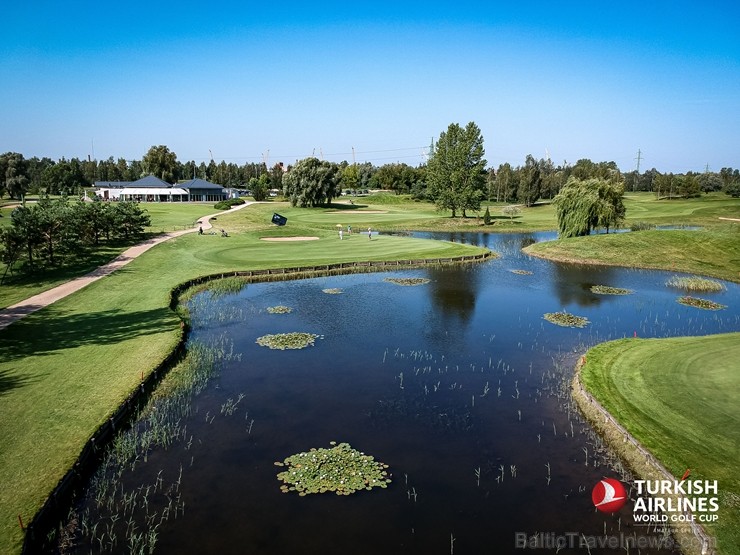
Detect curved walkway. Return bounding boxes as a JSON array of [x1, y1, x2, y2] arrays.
[[0, 202, 253, 331]]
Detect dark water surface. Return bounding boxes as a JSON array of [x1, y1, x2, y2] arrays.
[[70, 232, 740, 554]]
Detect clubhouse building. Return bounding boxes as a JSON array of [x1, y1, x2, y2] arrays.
[[92, 175, 229, 202]]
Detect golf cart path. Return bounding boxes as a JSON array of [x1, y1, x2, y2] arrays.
[[0, 202, 254, 331]]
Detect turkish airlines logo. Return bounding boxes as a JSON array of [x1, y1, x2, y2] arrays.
[[592, 478, 627, 513]]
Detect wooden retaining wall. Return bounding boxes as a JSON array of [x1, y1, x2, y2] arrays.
[[168, 252, 494, 308], [22, 251, 492, 553], [21, 333, 188, 553]]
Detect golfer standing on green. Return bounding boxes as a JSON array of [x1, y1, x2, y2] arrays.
[[367, 227, 372, 240]]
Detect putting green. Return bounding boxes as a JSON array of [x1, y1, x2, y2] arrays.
[[580, 333, 740, 552]]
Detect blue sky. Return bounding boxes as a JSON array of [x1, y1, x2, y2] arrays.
[[1, 1, 738, 173]]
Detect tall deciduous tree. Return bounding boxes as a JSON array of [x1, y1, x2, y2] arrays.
[[517, 155, 541, 207], [248, 174, 270, 201], [39, 158, 88, 195], [494, 163, 516, 202], [270, 163, 285, 191], [426, 122, 487, 217], [341, 163, 359, 192], [141, 145, 178, 182], [0, 152, 30, 199]]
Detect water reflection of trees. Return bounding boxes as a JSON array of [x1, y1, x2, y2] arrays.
[[424, 265, 480, 334], [550, 263, 619, 307], [519, 235, 536, 249]]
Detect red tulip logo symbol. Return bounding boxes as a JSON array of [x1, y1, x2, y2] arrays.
[[592, 478, 627, 513]]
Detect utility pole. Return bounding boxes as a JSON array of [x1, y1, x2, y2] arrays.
[[634, 149, 643, 192]]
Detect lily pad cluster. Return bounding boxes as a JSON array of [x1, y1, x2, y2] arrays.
[[256, 332, 320, 350], [266, 305, 293, 314], [543, 311, 590, 328], [275, 442, 391, 496], [590, 285, 634, 295], [510, 269, 533, 275], [384, 277, 431, 286], [676, 296, 726, 311], [322, 288, 343, 294]]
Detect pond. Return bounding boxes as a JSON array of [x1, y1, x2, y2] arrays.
[[61, 232, 739, 554]]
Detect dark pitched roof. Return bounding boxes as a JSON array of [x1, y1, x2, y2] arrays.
[[180, 178, 225, 190], [94, 181, 133, 188], [131, 175, 173, 188]]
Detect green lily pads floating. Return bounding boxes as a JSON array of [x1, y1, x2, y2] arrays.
[[676, 296, 726, 311], [543, 311, 590, 328], [256, 332, 320, 350], [322, 288, 343, 294], [384, 277, 431, 286], [266, 305, 293, 314], [590, 285, 634, 295], [510, 269, 533, 275], [276, 442, 391, 496]]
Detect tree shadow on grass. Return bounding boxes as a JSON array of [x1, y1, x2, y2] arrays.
[[0, 307, 179, 362], [325, 202, 369, 210], [0, 368, 37, 395]]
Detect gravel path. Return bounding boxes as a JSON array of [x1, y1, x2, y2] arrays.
[[0, 202, 253, 331]]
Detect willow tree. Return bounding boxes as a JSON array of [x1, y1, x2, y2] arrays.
[[282, 157, 341, 207], [426, 122, 486, 217], [553, 178, 625, 238]]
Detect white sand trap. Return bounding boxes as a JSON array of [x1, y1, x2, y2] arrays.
[[260, 236, 320, 241], [328, 210, 389, 214]]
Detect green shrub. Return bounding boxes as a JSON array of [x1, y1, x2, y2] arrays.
[[214, 198, 245, 210]]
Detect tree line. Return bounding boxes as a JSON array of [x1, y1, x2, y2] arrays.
[[3, 145, 738, 203], [1, 197, 150, 282]]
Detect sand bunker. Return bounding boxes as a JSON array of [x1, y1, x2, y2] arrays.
[[260, 236, 320, 242], [328, 210, 388, 214]]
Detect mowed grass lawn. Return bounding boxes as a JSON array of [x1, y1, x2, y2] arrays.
[[524, 227, 740, 283], [0, 203, 220, 309], [0, 202, 489, 553], [523, 193, 740, 283], [3, 192, 737, 308], [580, 334, 740, 552], [1, 194, 738, 551]]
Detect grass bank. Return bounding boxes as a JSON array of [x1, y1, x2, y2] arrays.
[[0, 203, 219, 309], [1, 194, 737, 551], [524, 227, 740, 283], [576, 334, 740, 554], [0, 203, 489, 553]]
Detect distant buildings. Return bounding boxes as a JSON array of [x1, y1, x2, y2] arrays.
[[92, 175, 228, 202]]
